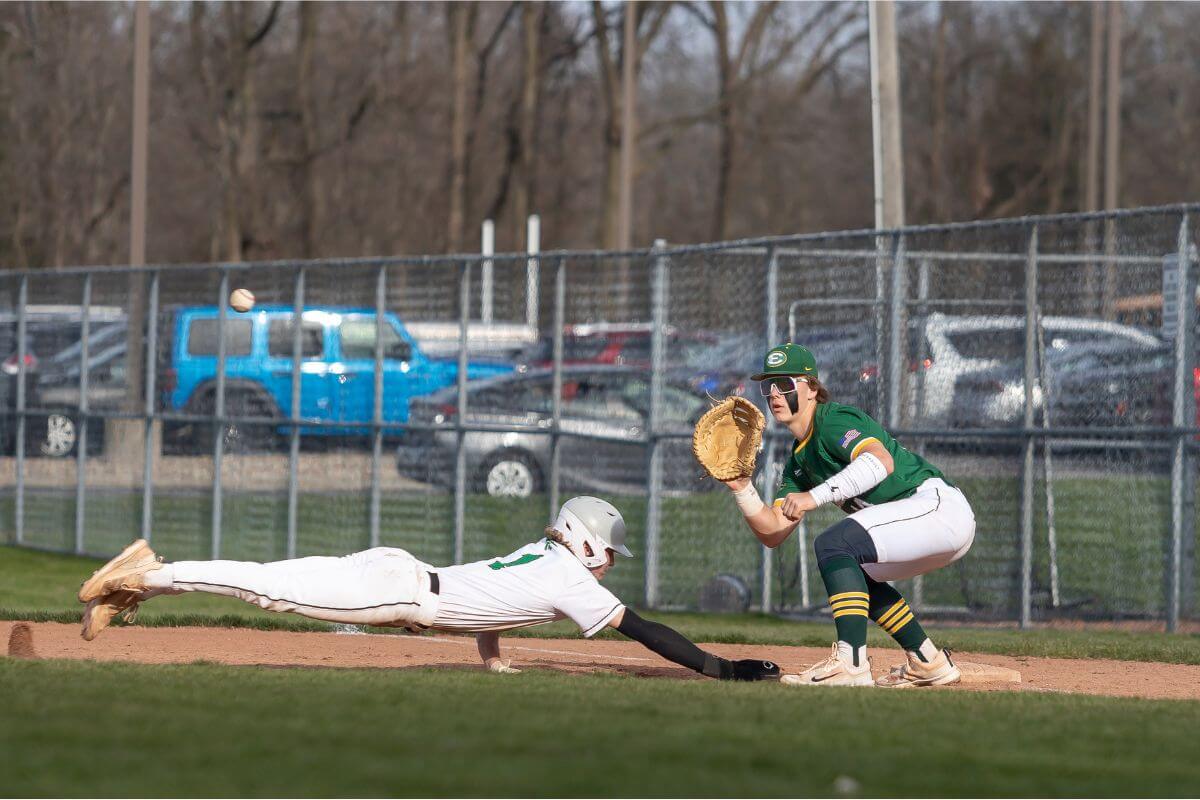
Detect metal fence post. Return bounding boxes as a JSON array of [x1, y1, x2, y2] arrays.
[[481, 219, 495, 323], [370, 264, 386, 549], [911, 258, 931, 609], [1169, 212, 1193, 632], [887, 234, 908, 429], [453, 259, 471, 565], [15, 275, 27, 545], [1020, 224, 1039, 628], [526, 215, 540, 331], [286, 266, 305, 559], [874, 234, 888, 421], [141, 270, 159, 543], [212, 269, 229, 560], [645, 240, 668, 609], [74, 274, 92, 554], [1036, 313, 1061, 608], [759, 245, 778, 612], [549, 257, 566, 520]]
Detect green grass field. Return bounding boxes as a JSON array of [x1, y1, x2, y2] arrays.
[[2, 658, 1199, 797], [4, 546, 1200, 796]]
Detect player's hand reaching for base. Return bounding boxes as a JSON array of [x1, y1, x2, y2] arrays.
[[780, 491, 817, 520], [476, 631, 520, 674]]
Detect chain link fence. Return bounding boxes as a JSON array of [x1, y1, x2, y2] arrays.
[[1, 204, 1197, 628]]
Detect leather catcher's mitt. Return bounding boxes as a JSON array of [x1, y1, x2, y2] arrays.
[[692, 396, 765, 481]]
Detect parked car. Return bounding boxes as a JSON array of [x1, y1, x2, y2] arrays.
[[1052, 344, 1182, 429], [25, 320, 130, 456], [902, 313, 1162, 426], [395, 366, 722, 497], [0, 306, 126, 456], [405, 321, 537, 362], [516, 324, 721, 370], [161, 306, 514, 451], [948, 340, 1171, 429]]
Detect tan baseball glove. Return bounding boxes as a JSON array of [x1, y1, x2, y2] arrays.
[[692, 396, 765, 481]]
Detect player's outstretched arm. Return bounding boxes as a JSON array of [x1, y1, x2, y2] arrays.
[[608, 607, 779, 681], [475, 631, 521, 674], [720, 477, 802, 548]]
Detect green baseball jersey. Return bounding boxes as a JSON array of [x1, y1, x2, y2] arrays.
[[773, 402, 947, 512]]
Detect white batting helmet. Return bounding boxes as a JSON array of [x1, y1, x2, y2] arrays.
[[552, 496, 633, 570]]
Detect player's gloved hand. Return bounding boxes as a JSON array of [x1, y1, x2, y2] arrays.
[[487, 658, 522, 674], [730, 658, 780, 681], [703, 653, 781, 681]]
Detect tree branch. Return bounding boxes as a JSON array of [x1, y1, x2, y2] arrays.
[[244, 1, 281, 51]]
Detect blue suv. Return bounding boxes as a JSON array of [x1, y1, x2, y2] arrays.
[[163, 306, 512, 450]]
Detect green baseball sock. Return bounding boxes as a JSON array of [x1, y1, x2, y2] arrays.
[[866, 576, 932, 660], [819, 556, 869, 666]]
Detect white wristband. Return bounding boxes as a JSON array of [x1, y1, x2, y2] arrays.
[[731, 483, 766, 517], [808, 452, 889, 508]]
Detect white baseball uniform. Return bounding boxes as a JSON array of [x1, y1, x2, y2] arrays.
[[143, 539, 625, 637], [850, 477, 976, 582]]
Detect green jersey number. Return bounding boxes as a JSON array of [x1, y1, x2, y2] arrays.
[[487, 553, 544, 571]]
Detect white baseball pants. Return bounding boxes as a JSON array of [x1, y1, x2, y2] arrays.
[[146, 547, 442, 628], [849, 478, 976, 582]]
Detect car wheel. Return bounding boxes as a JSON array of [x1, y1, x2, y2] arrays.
[[480, 452, 542, 498], [190, 391, 278, 454], [222, 393, 278, 453], [39, 413, 77, 458]]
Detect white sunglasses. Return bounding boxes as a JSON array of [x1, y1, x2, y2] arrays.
[[758, 376, 802, 396]]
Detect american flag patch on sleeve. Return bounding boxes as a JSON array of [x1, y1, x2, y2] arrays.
[[839, 429, 861, 449]]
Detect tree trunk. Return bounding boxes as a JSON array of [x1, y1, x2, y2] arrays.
[[592, 1, 621, 250], [513, 1, 543, 247], [711, 3, 733, 241], [446, 3, 474, 253], [929, 1, 948, 221], [296, 1, 321, 258]]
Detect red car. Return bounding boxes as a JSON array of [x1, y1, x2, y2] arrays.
[[517, 324, 721, 370]]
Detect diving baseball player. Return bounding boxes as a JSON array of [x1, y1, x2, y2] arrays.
[[720, 343, 976, 687], [78, 496, 779, 682]]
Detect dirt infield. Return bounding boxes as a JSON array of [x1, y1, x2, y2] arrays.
[[5, 621, 1199, 701]]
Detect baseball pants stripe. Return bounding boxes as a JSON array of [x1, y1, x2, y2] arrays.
[[849, 478, 976, 582]]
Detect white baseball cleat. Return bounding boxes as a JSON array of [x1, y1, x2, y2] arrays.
[[78, 539, 162, 603], [875, 647, 961, 688], [780, 644, 874, 687]]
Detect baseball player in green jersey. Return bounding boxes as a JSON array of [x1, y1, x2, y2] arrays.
[[719, 343, 976, 687]]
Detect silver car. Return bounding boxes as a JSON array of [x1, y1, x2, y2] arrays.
[[908, 313, 1162, 425], [396, 366, 725, 497]]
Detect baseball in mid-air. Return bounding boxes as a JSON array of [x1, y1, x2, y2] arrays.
[[230, 288, 256, 313]]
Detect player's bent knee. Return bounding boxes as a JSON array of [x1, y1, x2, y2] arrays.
[[813, 518, 878, 567]]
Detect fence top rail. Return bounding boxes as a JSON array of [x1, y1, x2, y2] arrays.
[[1, 203, 1196, 278]]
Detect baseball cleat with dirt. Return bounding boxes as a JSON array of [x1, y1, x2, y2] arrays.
[[875, 647, 961, 688], [80, 590, 142, 641], [780, 644, 874, 687], [78, 539, 162, 602]]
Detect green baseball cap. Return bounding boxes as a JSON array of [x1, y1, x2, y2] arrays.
[[751, 343, 819, 381]]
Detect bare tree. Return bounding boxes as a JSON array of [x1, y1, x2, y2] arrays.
[[187, 1, 281, 261], [591, 0, 672, 249], [445, 2, 475, 253], [295, 1, 320, 258], [513, 1, 545, 247]]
